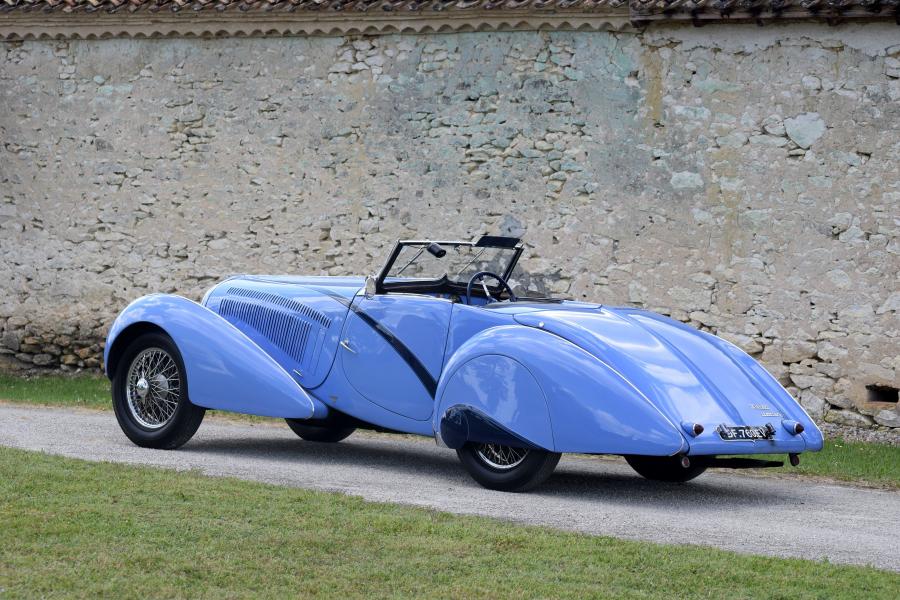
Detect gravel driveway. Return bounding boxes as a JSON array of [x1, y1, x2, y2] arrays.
[[1, 404, 898, 572]]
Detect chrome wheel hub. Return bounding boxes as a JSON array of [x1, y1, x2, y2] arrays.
[[135, 377, 149, 399], [476, 443, 529, 470], [126, 348, 180, 430]]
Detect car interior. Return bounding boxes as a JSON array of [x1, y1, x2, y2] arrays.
[[376, 236, 562, 305]]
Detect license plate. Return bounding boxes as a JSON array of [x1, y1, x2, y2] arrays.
[[716, 424, 775, 441]]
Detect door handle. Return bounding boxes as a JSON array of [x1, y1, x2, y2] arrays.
[[340, 339, 357, 354]]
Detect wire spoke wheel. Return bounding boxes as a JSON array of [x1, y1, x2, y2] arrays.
[[457, 442, 560, 492], [125, 347, 181, 430], [475, 443, 529, 470], [113, 332, 204, 449]]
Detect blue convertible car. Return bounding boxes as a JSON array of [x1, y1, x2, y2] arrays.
[[106, 236, 823, 491]]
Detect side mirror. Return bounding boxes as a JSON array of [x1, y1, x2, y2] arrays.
[[364, 275, 377, 298]]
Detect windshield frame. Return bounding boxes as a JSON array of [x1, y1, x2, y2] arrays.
[[375, 237, 523, 294]]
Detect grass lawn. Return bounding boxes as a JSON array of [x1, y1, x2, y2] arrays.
[[740, 439, 900, 489], [0, 373, 276, 424], [0, 373, 109, 409], [1, 373, 898, 488], [0, 446, 897, 599]]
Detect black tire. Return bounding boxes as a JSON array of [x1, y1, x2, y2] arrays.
[[285, 418, 355, 443], [112, 332, 205, 450], [625, 455, 707, 482], [456, 443, 561, 492]]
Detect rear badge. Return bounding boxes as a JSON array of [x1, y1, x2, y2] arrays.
[[750, 403, 782, 418]]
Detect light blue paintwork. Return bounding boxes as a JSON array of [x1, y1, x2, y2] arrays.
[[512, 308, 823, 455], [202, 276, 358, 389], [435, 320, 687, 455], [105, 274, 823, 458], [342, 294, 452, 421], [104, 294, 326, 418], [438, 354, 556, 451]]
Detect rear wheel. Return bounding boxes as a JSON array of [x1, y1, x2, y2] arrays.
[[285, 419, 355, 443], [112, 332, 205, 449], [625, 455, 707, 482], [457, 442, 560, 492]]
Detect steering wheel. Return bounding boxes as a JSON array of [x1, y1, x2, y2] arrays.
[[466, 271, 517, 305]]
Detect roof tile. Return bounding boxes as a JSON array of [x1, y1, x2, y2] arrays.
[[0, 0, 897, 15]]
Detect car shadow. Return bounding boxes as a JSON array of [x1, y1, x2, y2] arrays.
[[183, 434, 463, 479], [183, 432, 795, 507], [541, 465, 790, 507]]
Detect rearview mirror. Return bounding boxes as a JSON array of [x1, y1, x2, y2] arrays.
[[364, 275, 377, 298], [426, 242, 446, 258]]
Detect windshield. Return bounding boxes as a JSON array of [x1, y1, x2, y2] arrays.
[[384, 242, 519, 285]]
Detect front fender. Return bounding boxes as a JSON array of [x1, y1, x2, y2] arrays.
[[105, 294, 324, 419], [434, 325, 687, 455]]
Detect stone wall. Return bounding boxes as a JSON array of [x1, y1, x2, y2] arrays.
[[1, 24, 898, 429]]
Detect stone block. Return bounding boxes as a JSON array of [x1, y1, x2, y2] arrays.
[[670, 171, 704, 189], [784, 112, 826, 149], [1, 332, 20, 352], [31, 353, 55, 366], [874, 409, 900, 428], [781, 340, 817, 364], [799, 390, 827, 420], [824, 409, 874, 428]]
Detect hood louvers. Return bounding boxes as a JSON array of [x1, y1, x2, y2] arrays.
[[217, 287, 331, 369]]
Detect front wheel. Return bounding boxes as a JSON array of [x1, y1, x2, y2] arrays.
[[625, 455, 707, 482], [456, 443, 560, 492], [112, 332, 205, 449]]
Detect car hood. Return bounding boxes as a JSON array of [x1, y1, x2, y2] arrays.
[[514, 306, 822, 452]]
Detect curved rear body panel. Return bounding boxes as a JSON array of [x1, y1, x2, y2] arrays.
[[515, 307, 823, 455], [434, 320, 688, 455], [104, 294, 324, 419]]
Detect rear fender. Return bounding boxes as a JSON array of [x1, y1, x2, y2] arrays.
[[434, 325, 686, 455], [436, 354, 554, 450], [105, 294, 325, 419]]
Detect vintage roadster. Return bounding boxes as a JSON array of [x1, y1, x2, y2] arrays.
[[105, 236, 823, 491]]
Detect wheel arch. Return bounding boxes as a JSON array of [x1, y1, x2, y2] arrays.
[[104, 321, 168, 379], [436, 353, 555, 451]]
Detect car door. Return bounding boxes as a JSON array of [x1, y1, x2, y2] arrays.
[[340, 293, 452, 421]]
